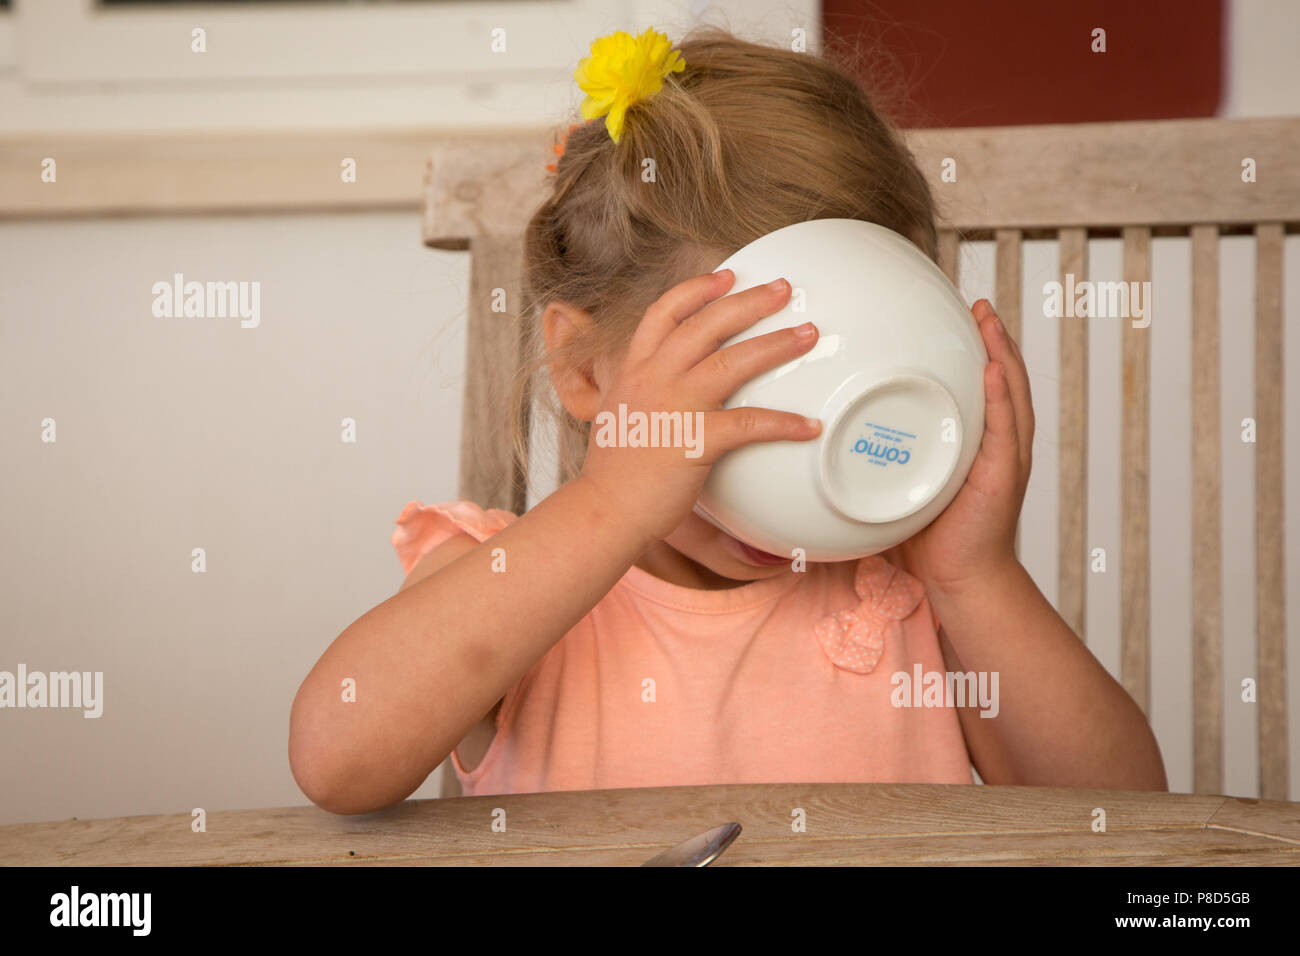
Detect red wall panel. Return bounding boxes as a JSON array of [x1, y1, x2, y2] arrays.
[[823, 0, 1223, 127]]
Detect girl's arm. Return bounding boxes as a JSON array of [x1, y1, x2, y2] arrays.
[[897, 298, 1166, 791], [289, 475, 653, 814], [289, 269, 820, 814], [930, 559, 1167, 790]]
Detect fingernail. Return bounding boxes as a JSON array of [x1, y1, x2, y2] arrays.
[[794, 321, 816, 339], [768, 277, 788, 291], [714, 268, 733, 279], [804, 416, 822, 430]]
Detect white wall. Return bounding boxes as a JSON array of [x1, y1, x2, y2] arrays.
[[0, 0, 1295, 824], [0, 213, 468, 821]]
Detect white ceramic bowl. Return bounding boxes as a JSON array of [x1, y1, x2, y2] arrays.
[[695, 218, 987, 562]]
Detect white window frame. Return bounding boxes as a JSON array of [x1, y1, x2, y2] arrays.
[[18, 0, 625, 85]]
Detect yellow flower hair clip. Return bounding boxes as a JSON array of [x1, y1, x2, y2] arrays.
[[574, 27, 685, 145]]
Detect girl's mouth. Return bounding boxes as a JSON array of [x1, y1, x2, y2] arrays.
[[734, 539, 791, 567]]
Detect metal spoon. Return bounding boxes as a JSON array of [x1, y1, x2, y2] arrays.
[[640, 822, 742, 866]]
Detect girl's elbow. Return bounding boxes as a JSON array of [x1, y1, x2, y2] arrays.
[[288, 700, 415, 815], [289, 717, 345, 812], [288, 694, 365, 814], [289, 736, 393, 815]]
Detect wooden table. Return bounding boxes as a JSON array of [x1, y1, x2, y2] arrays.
[[4, 783, 1299, 866]]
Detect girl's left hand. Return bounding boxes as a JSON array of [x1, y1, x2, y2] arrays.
[[895, 299, 1034, 594]]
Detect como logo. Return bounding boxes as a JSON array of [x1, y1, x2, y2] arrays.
[[851, 439, 911, 465]]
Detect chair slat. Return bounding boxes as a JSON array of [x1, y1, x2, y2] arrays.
[[995, 229, 1023, 559], [1120, 227, 1151, 715], [1191, 224, 1224, 796], [995, 229, 1024, 342], [1255, 223, 1288, 801], [424, 133, 551, 248], [938, 229, 960, 284], [556, 419, 588, 489], [903, 117, 1300, 228], [443, 235, 532, 801], [460, 235, 529, 516], [1057, 228, 1088, 644]]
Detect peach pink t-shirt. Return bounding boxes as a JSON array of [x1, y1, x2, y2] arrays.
[[392, 499, 975, 796]]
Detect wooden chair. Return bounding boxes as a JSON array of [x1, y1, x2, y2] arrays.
[[423, 117, 1298, 801]]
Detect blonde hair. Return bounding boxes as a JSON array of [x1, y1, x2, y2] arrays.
[[515, 26, 938, 496]]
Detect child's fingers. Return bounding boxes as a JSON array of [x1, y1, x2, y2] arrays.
[[687, 320, 818, 401], [970, 360, 1020, 488], [701, 406, 822, 460], [627, 270, 736, 363], [658, 277, 793, 372], [993, 323, 1035, 469], [973, 301, 1034, 473]]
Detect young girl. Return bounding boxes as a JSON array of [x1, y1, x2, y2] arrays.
[[289, 27, 1166, 813]]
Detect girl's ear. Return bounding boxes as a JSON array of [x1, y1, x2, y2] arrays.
[[541, 300, 603, 422]]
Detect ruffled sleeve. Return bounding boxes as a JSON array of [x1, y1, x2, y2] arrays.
[[391, 500, 518, 577]]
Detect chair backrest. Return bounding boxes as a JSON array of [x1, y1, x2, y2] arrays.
[[424, 117, 1298, 800]]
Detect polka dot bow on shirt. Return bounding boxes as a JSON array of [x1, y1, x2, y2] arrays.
[[814, 555, 926, 675]]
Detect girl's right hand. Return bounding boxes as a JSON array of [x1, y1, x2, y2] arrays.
[[578, 268, 822, 547]]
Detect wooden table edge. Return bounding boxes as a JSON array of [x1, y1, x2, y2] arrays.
[[7, 787, 1300, 866]]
